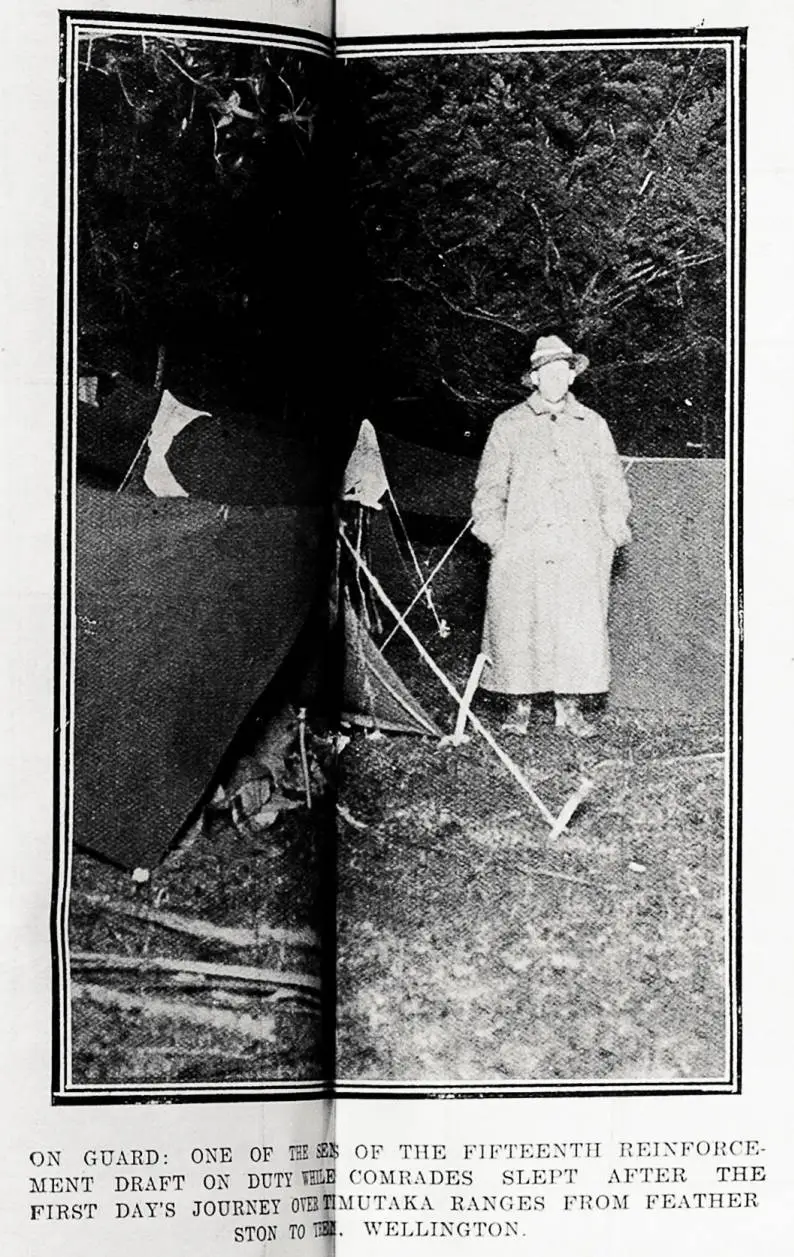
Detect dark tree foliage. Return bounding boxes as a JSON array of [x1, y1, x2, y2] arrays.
[[77, 34, 332, 422], [77, 41, 729, 455], [336, 49, 728, 455]]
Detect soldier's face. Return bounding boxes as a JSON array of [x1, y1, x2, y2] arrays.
[[533, 359, 575, 403]]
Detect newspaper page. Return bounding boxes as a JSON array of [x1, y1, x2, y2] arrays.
[[1, 0, 792, 1253]]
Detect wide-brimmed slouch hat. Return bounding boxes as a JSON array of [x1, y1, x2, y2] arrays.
[[520, 335, 589, 388]]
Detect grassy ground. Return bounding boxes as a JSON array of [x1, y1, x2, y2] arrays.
[[334, 534, 728, 1083], [335, 709, 725, 1082], [68, 534, 729, 1087], [69, 789, 332, 1086]]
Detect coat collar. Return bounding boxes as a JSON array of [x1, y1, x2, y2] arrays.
[[526, 390, 587, 420]]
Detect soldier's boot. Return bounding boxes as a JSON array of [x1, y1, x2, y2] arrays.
[[502, 698, 533, 734], [554, 695, 596, 739]]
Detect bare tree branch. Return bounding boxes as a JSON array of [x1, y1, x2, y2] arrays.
[[381, 276, 530, 335]]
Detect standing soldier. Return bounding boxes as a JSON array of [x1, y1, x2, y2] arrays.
[[472, 335, 632, 737]]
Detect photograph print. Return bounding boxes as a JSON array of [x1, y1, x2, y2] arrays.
[[54, 16, 743, 1099]]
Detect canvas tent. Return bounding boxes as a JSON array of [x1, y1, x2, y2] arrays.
[[71, 378, 332, 870], [72, 487, 323, 869], [608, 459, 725, 712], [372, 429, 726, 714], [341, 596, 441, 736]]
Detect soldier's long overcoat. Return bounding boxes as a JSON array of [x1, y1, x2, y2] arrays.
[[472, 390, 631, 695]]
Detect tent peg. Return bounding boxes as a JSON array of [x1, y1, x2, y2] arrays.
[[548, 776, 595, 840]]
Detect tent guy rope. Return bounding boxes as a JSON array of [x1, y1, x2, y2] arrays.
[[386, 486, 446, 635], [381, 516, 473, 650]]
